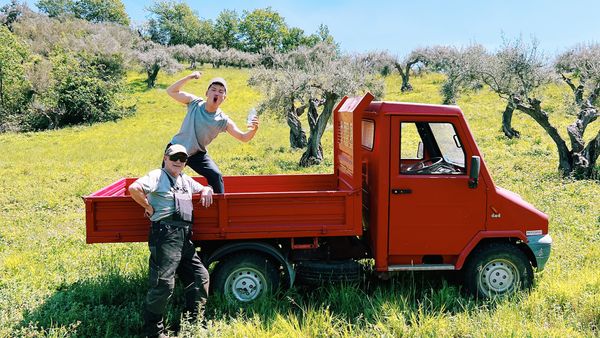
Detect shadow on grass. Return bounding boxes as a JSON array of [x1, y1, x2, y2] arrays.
[[206, 269, 501, 333], [18, 268, 502, 336], [18, 272, 148, 337], [127, 78, 168, 93]]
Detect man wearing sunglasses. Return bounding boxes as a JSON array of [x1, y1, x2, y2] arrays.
[[166, 71, 259, 194], [129, 144, 214, 338]]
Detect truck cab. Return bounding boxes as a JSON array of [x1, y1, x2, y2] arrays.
[[358, 95, 551, 297]]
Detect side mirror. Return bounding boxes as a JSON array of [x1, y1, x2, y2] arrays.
[[469, 156, 480, 189]]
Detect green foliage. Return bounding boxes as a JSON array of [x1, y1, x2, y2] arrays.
[[239, 7, 287, 53], [36, 0, 130, 25], [49, 51, 129, 126], [146, 0, 207, 46], [0, 25, 30, 127], [0, 68, 598, 337], [213, 9, 240, 50]]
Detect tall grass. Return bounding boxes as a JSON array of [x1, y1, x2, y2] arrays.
[[0, 68, 598, 337]]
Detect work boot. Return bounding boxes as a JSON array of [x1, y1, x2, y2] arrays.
[[143, 308, 166, 338]]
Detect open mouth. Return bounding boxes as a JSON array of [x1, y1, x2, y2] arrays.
[[213, 97, 218, 103]]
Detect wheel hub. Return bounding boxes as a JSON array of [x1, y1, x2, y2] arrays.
[[480, 259, 518, 294], [226, 269, 264, 302]]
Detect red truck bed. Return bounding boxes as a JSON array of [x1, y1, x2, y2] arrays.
[[84, 94, 373, 244], [84, 174, 362, 243]]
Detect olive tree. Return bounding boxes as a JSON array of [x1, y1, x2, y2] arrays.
[[134, 40, 182, 88], [480, 38, 599, 178], [13, 9, 136, 59], [249, 47, 312, 148], [250, 42, 384, 166], [479, 38, 552, 138], [421, 44, 486, 105], [554, 43, 600, 178], [394, 49, 427, 92]]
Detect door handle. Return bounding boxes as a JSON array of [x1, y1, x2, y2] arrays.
[[392, 188, 412, 194]]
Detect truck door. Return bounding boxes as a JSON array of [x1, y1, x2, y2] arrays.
[[388, 116, 486, 257]]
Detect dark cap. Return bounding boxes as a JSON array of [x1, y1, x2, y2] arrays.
[[164, 144, 188, 156], [208, 77, 227, 93]]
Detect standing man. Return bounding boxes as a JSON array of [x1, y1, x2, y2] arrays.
[[166, 72, 259, 193], [129, 144, 214, 338]]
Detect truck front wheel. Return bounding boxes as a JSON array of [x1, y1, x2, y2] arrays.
[[211, 253, 280, 303], [464, 242, 533, 298]]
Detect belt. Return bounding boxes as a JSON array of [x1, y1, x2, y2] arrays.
[[161, 213, 185, 221], [152, 214, 192, 227]]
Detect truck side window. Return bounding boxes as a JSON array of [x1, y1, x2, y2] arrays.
[[400, 122, 466, 175], [361, 120, 375, 150]]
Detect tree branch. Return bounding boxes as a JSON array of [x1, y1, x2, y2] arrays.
[[513, 96, 572, 173]]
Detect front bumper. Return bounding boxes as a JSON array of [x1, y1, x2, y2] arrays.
[[526, 234, 552, 271]]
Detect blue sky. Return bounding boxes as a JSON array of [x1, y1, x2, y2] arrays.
[[11, 0, 600, 56]]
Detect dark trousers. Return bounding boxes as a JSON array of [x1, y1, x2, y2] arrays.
[[187, 151, 224, 193], [144, 220, 210, 337], [164, 144, 224, 193]]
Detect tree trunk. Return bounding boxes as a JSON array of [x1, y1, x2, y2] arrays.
[[582, 130, 600, 179], [567, 101, 599, 178], [286, 102, 307, 149], [300, 95, 336, 167], [560, 76, 600, 179], [401, 74, 413, 92], [395, 60, 419, 92], [513, 97, 572, 175], [146, 64, 160, 88], [502, 98, 520, 138]]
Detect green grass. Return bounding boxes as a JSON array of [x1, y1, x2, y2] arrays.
[[0, 68, 598, 337]]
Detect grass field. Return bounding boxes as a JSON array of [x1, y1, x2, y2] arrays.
[[0, 68, 598, 337]]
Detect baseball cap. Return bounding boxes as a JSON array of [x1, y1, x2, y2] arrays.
[[208, 77, 227, 93], [164, 144, 188, 156]]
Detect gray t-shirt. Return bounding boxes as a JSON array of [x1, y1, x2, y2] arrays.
[[171, 98, 230, 154], [134, 169, 204, 221]]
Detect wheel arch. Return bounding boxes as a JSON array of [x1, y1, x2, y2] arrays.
[[205, 241, 295, 288], [456, 231, 533, 270]]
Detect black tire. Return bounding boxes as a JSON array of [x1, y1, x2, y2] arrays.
[[211, 252, 280, 303], [463, 242, 533, 299], [295, 259, 362, 285]]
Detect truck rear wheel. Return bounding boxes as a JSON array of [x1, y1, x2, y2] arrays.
[[464, 242, 533, 298], [211, 252, 280, 303]]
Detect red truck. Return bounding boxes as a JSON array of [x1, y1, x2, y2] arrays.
[[84, 93, 552, 301]]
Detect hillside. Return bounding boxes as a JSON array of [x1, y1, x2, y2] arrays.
[[0, 68, 598, 337]]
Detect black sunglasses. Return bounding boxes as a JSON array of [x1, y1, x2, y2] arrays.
[[169, 154, 188, 162]]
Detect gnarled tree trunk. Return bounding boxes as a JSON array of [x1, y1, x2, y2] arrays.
[[300, 95, 336, 167], [146, 64, 160, 88], [286, 102, 307, 149], [502, 97, 520, 138], [561, 75, 600, 178], [566, 102, 599, 178], [394, 59, 420, 92], [513, 97, 573, 175]]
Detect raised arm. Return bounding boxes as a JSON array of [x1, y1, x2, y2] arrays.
[[166, 72, 202, 104], [225, 116, 259, 142]]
